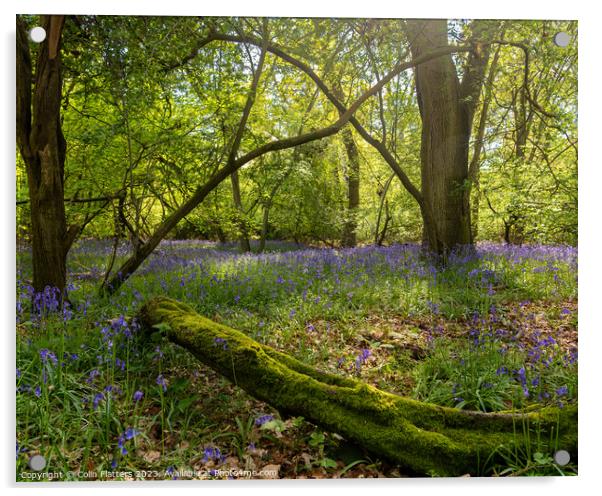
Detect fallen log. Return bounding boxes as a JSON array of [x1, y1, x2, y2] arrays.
[[138, 297, 577, 476]]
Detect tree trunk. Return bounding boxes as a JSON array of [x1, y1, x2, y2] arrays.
[[259, 200, 270, 252], [374, 173, 394, 245], [230, 170, 251, 252], [468, 42, 503, 241], [405, 20, 495, 256], [17, 16, 69, 297], [138, 296, 577, 476], [340, 128, 360, 248]]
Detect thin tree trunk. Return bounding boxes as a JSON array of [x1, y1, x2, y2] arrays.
[[17, 15, 70, 298], [230, 170, 251, 252], [374, 173, 395, 245], [259, 200, 270, 252], [341, 127, 360, 247], [468, 41, 503, 240]]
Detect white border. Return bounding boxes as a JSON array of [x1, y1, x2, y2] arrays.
[[2, 1, 599, 496]]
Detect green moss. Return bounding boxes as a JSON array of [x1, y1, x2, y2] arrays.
[[138, 296, 577, 476]]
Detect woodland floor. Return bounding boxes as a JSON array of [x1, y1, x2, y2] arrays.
[[16, 240, 578, 479]]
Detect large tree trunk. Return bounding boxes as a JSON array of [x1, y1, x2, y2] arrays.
[[17, 16, 70, 297], [340, 128, 360, 248], [138, 297, 577, 476], [405, 20, 495, 256]]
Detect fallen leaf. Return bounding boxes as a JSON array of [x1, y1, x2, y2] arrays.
[[139, 450, 161, 464]]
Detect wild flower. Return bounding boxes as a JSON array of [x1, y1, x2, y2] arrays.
[[515, 367, 527, 386], [556, 385, 569, 397], [202, 446, 225, 463], [213, 337, 228, 350], [86, 369, 100, 384], [117, 436, 127, 455], [39, 349, 58, 366], [133, 390, 144, 402], [92, 392, 104, 410], [255, 414, 274, 426], [104, 384, 123, 397], [124, 428, 139, 440], [355, 348, 371, 372], [156, 374, 168, 392]]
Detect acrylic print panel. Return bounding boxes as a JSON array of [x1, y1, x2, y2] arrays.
[[15, 15, 577, 480]]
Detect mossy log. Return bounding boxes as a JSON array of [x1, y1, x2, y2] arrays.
[[138, 297, 577, 476]]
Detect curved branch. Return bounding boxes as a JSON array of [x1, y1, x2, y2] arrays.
[[103, 40, 475, 293]]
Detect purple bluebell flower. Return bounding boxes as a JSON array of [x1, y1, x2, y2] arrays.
[[496, 366, 508, 375], [202, 446, 224, 463], [556, 385, 569, 397], [39, 348, 58, 366], [93, 392, 104, 410], [156, 374, 168, 392], [117, 435, 127, 455], [133, 390, 144, 402], [255, 414, 274, 426], [86, 369, 101, 384], [124, 428, 139, 440]]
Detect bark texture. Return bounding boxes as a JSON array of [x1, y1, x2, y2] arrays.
[[17, 16, 70, 296], [405, 20, 495, 255], [138, 296, 577, 476], [341, 127, 360, 247]]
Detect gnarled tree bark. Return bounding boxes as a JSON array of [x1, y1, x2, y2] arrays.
[[138, 297, 577, 476], [404, 20, 497, 255], [17, 15, 70, 297]]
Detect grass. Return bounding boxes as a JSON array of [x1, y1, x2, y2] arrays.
[[16, 239, 578, 479]]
